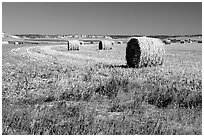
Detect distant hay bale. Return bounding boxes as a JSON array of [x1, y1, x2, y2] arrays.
[[117, 41, 123, 44], [180, 40, 185, 44], [110, 41, 115, 45], [67, 40, 80, 51], [163, 39, 171, 44], [198, 40, 202, 43], [98, 40, 112, 50], [126, 37, 165, 68], [188, 40, 192, 43], [79, 41, 84, 45]]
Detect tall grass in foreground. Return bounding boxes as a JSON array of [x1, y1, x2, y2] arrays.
[[2, 46, 202, 135]]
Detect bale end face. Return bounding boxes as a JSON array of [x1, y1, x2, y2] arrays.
[[118, 41, 123, 44], [67, 41, 69, 51], [126, 38, 141, 68], [99, 41, 103, 50]]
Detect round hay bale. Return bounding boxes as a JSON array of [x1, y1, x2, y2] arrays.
[[188, 40, 192, 43], [163, 39, 171, 44], [180, 40, 185, 44], [67, 40, 80, 51], [126, 37, 165, 68], [79, 41, 84, 45], [110, 41, 115, 45], [98, 40, 112, 50], [117, 41, 123, 44]]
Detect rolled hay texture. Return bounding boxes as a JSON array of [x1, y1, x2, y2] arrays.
[[126, 37, 165, 68], [67, 40, 80, 51], [98, 40, 113, 50]]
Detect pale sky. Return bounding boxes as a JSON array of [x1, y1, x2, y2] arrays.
[[2, 2, 202, 35]]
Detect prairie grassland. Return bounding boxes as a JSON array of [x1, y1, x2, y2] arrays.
[[2, 42, 202, 135]]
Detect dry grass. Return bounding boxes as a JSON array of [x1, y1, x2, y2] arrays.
[[2, 42, 202, 135]]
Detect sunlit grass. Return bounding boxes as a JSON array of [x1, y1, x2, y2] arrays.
[[2, 43, 202, 135]]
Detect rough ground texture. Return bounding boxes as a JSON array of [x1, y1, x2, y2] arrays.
[[2, 42, 202, 135]]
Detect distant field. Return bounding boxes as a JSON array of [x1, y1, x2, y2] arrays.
[[51, 44, 126, 64], [2, 41, 202, 135], [2, 44, 34, 56], [26, 38, 69, 42], [50, 42, 202, 65], [2, 44, 56, 58], [165, 43, 202, 52], [173, 36, 202, 41]]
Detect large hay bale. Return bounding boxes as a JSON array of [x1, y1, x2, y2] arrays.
[[98, 40, 112, 50], [126, 37, 165, 68], [67, 40, 80, 51]]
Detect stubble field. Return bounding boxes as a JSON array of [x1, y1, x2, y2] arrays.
[[2, 41, 202, 135]]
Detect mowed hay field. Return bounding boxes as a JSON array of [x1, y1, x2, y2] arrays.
[[2, 41, 202, 135]]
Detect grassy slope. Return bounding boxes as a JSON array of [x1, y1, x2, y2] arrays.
[[2, 42, 202, 135]]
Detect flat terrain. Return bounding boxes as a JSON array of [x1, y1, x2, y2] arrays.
[[2, 41, 202, 135]]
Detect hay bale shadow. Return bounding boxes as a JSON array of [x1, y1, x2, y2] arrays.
[[109, 64, 128, 68], [103, 64, 155, 69]]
